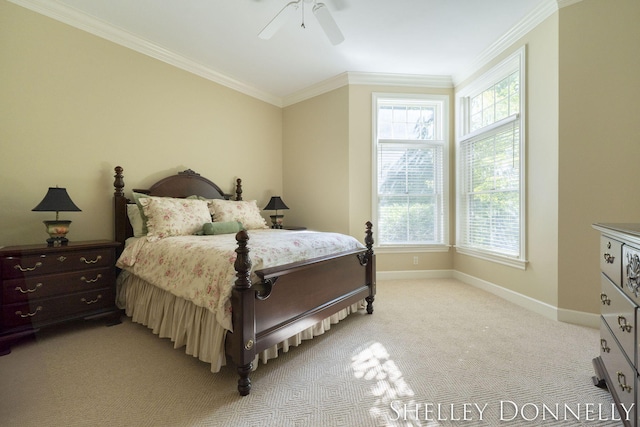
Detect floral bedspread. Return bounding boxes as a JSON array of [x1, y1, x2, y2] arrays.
[[116, 229, 365, 331]]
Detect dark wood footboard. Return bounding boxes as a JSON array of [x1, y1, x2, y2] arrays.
[[227, 223, 376, 396]]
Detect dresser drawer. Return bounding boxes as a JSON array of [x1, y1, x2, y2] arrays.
[[2, 287, 115, 329], [2, 267, 115, 304], [602, 235, 623, 287], [1, 248, 115, 279], [601, 273, 636, 367], [601, 319, 637, 425]]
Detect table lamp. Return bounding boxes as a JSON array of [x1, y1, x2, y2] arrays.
[[263, 196, 289, 229], [32, 186, 82, 246]]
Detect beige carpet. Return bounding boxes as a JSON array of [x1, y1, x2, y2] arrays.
[[0, 279, 619, 426]]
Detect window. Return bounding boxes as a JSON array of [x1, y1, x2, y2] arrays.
[[372, 94, 449, 250], [456, 47, 526, 268]]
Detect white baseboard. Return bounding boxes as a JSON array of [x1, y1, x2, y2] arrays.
[[378, 269, 599, 329], [377, 269, 454, 281]]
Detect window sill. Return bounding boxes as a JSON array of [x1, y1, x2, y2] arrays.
[[455, 246, 528, 270]]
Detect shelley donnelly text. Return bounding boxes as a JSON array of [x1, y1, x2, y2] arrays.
[[389, 401, 634, 422]]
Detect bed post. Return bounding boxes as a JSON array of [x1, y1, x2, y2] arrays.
[[114, 166, 131, 250], [365, 221, 376, 314], [234, 178, 243, 201], [228, 229, 256, 396]]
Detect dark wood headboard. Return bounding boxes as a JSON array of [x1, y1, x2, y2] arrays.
[[113, 166, 243, 247]]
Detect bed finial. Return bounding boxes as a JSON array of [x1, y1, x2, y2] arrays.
[[235, 178, 243, 201], [365, 221, 374, 254], [114, 166, 124, 197]]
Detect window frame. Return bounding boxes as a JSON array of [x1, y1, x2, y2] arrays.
[[372, 93, 450, 252], [455, 46, 527, 269]]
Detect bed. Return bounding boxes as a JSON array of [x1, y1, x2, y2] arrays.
[[112, 166, 376, 395]]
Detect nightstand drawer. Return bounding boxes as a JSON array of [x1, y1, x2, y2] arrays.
[[2, 287, 115, 328], [1, 248, 115, 279], [2, 267, 115, 304]]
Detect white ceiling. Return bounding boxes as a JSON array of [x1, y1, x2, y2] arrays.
[[14, 0, 554, 105]]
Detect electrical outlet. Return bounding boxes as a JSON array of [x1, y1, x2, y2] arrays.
[[413, 256, 418, 265]]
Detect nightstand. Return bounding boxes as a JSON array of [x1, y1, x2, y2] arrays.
[[0, 240, 121, 355], [283, 226, 307, 230]]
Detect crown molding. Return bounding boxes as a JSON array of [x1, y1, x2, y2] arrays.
[[11, 0, 578, 107], [452, 0, 561, 86], [282, 72, 453, 107], [8, 0, 283, 107]]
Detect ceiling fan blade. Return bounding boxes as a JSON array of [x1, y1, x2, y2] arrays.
[[258, 1, 300, 40], [312, 2, 344, 45]]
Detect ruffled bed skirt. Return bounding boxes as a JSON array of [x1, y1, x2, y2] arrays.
[[116, 271, 364, 372]]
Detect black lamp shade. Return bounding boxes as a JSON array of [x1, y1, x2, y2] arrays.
[[263, 196, 289, 211], [32, 187, 82, 212]]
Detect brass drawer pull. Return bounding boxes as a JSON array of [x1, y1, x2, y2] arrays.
[[16, 306, 42, 318], [57, 256, 67, 262], [617, 371, 633, 393], [13, 262, 42, 272], [600, 339, 610, 353], [15, 283, 43, 294], [81, 294, 102, 305], [80, 274, 102, 283], [618, 315, 633, 333], [80, 255, 102, 264], [603, 253, 615, 264], [600, 293, 611, 305]]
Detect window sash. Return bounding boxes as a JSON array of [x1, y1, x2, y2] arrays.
[[377, 142, 445, 245], [459, 117, 521, 258]]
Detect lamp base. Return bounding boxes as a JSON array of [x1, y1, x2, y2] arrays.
[[43, 220, 71, 247], [269, 215, 284, 229]]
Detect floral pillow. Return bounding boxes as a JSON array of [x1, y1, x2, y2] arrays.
[[209, 199, 268, 230], [139, 197, 211, 241]]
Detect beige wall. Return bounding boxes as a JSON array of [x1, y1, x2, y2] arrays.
[[282, 87, 350, 234], [0, 1, 283, 247], [557, 0, 640, 313]]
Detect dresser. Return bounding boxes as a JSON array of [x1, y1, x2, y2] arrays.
[[0, 240, 121, 355], [593, 223, 640, 427]]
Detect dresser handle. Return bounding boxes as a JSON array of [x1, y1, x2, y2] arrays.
[[618, 315, 633, 333], [15, 283, 43, 294], [80, 255, 102, 264], [13, 262, 43, 272], [57, 256, 67, 262], [80, 274, 102, 283], [600, 293, 611, 305], [16, 306, 42, 317], [600, 339, 610, 353], [81, 294, 102, 305], [603, 253, 615, 264], [617, 372, 633, 393]]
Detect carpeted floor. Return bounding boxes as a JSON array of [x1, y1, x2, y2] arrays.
[[0, 279, 620, 426]]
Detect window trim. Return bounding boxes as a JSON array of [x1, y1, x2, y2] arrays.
[[455, 46, 527, 268], [372, 93, 450, 252]]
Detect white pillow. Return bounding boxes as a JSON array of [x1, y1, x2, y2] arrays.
[[139, 197, 211, 241], [209, 199, 268, 230], [127, 204, 146, 238]]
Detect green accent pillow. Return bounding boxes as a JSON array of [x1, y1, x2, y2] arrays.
[[202, 221, 244, 235], [132, 192, 150, 235]]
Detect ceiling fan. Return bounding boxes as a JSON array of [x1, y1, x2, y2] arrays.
[[258, 0, 345, 45]]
